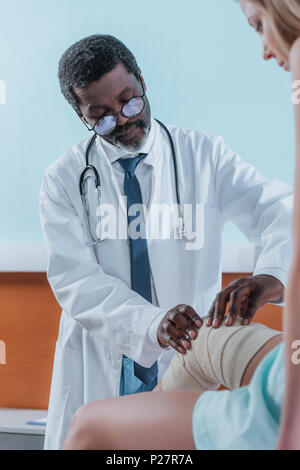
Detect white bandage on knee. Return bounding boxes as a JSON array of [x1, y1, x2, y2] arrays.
[[161, 318, 282, 392]]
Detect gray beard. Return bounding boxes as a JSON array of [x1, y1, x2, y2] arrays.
[[112, 126, 150, 153]]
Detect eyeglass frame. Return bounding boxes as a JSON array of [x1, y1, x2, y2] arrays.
[[77, 73, 146, 135]]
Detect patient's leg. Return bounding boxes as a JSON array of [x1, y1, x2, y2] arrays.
[[63, 390, 201, 450], [161, 317, 283, 392], [62, 320, 282, 450]]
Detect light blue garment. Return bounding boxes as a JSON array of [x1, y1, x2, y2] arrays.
[[119, 356, 157, 396], [192, 343, 285, 450]]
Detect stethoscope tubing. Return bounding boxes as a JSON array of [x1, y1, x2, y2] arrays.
[[80, 119, 186, 242], [80, 119, 181, 206]]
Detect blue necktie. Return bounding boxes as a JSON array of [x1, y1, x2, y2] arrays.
[[118, 154, 158, 385]]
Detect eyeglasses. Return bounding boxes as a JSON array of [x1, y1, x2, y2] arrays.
[[80, 75, 146, 136]]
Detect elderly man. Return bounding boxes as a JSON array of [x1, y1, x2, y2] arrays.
[[40, 34, 292, 449]]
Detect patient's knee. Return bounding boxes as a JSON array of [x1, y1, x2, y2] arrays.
[[63, 406, 89, 450], [161, 318, 282, 392], [63, 402, 108, 450], [205, 318, 282, 389]]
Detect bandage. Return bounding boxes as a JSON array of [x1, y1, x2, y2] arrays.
[[161, 318, 282, 392]]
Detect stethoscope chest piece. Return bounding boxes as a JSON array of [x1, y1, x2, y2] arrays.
[[177, 217, 187, 239]]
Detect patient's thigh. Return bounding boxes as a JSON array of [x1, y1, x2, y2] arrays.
[[241, 334, 283, 386], [71, 390, 201, 450]]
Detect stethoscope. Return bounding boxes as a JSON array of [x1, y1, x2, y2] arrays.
[[79, 118, 187, 245]]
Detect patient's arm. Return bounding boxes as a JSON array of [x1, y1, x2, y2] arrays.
[[160, 318, 282, 393], [277, 39, 300, 451], [290, 39, 300, 253]]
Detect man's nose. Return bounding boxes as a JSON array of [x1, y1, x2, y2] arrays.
[[116, 113, 130, 127]]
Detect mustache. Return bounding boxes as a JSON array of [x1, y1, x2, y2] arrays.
[[112, 119, 146, 138]]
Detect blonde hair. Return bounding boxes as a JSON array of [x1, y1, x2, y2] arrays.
[[249, 0, 300, 54]]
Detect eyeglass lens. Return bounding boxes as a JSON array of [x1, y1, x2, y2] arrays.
[[94, 96, 144, 136]]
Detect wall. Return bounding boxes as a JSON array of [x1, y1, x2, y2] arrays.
[[0, 274, 60, 409], [0, 0, 295, 249], [0, 1, 290, 413], [0, 272, 282, 410]]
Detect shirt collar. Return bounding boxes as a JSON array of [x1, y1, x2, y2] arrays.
[[96, 117, 157, 167]]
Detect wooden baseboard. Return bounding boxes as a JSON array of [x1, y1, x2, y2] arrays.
[[0, 272, 282, 410]]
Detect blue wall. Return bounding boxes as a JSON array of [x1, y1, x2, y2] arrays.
[[0, 0, 294, 244]]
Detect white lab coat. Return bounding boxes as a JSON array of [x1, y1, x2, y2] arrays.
[[40, 118, 293, 450]]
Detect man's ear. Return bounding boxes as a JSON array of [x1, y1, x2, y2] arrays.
[[138, 68, 146, 93], [76, 109, 83, 119], [76, 109, 88, 125], [76, 108, 91, 130]]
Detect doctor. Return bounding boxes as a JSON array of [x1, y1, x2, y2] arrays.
[[40, 34, 292, 450]]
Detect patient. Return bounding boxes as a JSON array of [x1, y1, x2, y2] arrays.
[[63, 0, 300, 450], [63, 319, 282, 450]]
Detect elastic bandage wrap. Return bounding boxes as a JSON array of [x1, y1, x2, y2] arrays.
[[161, 318, 282, 392]]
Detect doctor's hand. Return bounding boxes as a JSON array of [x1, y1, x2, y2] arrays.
[[157, 304, 203, 354], [206, 274, 284, 329]]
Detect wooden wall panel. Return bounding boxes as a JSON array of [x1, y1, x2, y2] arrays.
[[0, 274, 61, 410], [0, 272, 283, 410]]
